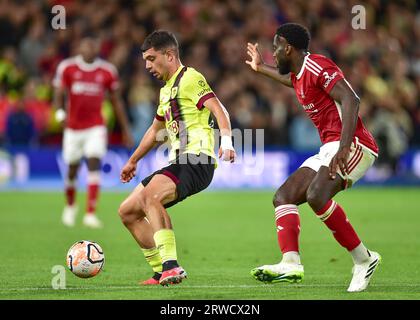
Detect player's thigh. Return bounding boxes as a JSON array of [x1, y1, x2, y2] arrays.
[[63, 129, 84, 165], [142, 174, 178, 207], [273, 167, 317, 206], [306, 166, 344, 210], [84, 126, 107, 159]]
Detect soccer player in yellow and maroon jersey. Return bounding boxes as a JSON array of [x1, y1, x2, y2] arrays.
[[118, 31, 236, 286], [246, 23, 381, 292]]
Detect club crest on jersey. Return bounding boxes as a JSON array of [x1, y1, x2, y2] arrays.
[[74, 71, 82, 79], [171, 87, 178, 99], [95, 73, 104, 82]]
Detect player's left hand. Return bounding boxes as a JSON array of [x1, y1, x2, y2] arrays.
[[120, 160, 137, 183], [329, 146, 351, 179], [218, 147, 236, 163]]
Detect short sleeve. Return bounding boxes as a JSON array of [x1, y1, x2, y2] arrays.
[[183, 71, 216, 110], [53, 60, 70, 88], [315, 59, 344, 94], [104, 64, 120, 91]]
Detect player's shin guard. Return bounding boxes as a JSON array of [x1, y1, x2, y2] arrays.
[[87, 171, 100, 214], [316, 200, 361, 251], [153, 229, 178, 270], [274, 205, 301, 256], [141, 247, 163, 273], [65, 178, 76, 206]]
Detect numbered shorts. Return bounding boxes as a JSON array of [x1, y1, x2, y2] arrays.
[[300, 140, 377, 188], [141, 153, 215, 208], [63, 126, 107, 164]]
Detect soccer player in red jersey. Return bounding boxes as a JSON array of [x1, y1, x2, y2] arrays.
[[53, 37, 133, 228], [246, 23, 381, 292]]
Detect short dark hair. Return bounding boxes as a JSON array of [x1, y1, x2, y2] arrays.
[[141, 30, 179, 53], [276, 23, 310, 51]]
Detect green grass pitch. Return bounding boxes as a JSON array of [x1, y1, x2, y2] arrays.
[[1, 188, 419, 300]]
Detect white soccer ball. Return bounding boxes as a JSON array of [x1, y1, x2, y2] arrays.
[[66, 240, 105, 278]]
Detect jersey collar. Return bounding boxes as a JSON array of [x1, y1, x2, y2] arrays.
[[296, 52, 310, 80], [75, 55, 100, 71]]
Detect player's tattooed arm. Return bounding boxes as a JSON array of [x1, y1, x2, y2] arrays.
[[120, 119, 165, 183], [328, 79, 360, 179], [246, 42, 293, 88]]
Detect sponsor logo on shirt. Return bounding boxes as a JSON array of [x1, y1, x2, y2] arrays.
[[197, 87, 211, 97], [302, 102, 318, 113], [71, 81, 102, 95], [322, 71, 338, 88]]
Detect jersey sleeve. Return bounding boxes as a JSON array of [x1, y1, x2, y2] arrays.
[[155, 103, 165, 121], [155, 90, 165, 121], [315, 57, 344, 94], [104, 64, 120, 92], [53, 60, 70, 89], [183, 70, 216, 110]]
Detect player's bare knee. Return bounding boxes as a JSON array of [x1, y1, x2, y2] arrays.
[[272, 189, 295, 207], [306, 186, 326, 212], [118, 202, 133, 225]]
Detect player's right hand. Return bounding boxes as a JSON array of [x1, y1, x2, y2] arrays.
[[120, 160, 137, 183], [245, 42, 264, 72]]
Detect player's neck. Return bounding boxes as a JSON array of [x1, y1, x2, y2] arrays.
[[79, 55, 97, 64], [291, 52, 308, 74], [165, 60, 182, 81]]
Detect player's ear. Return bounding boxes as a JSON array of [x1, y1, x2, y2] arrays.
[[285, 43, 292, 56], [166, 49, 175, 62]]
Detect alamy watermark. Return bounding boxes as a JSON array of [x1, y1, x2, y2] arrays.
[[51, 5, 66, 30], [154, 125, 266, 174], [351, 5, 366, 30], [51, 265, 66, 289]]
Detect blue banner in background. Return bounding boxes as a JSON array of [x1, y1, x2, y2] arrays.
[[1, 147, 420, 190]]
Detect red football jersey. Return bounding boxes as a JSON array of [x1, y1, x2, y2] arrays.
[[290, 53, 378, 155], [53, 55, 119, 130]]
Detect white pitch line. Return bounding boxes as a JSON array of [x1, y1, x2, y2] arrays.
[[2, 284, 420, 292]]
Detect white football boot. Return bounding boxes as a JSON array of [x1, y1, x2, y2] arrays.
[[83, 214, 104, 229], [251, 262, 304, 283], [62, 205, 78, 227], [347, 251, 381, 292]]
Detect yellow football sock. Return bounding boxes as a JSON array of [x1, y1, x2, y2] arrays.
[[141, 247, 163, 273], [153, 229, 177, 263]]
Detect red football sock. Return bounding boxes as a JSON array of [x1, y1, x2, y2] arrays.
[[65, 179, 76, 206], [87, 184, 99, 214], [316, 200, 361, 251], [274, 205, 300, 253], [86, 171, 101, 215]]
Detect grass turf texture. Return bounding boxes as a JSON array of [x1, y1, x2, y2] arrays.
[[0, 188, 419, 300]]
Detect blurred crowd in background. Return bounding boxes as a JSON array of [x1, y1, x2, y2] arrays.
[[0, 0, 419, 174]]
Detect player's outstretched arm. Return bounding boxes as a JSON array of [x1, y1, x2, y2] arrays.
[[245, 42, 293, 88], [109, 90, 135, 149], [120, 119, 166, 183], [204, 97, 236, 163], [328, 79, 360, 179]]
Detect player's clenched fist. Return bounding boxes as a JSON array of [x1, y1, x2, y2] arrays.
[[120, 160, 137, 183], [218, 135, 236, 163]]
